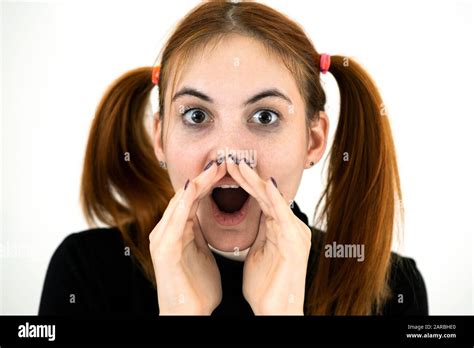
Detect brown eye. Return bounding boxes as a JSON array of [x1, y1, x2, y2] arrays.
[[250, 109, 279, 125], [183, 108, 208, 124]]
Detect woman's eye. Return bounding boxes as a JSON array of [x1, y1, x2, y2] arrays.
[[182, 108, 209, 125], [250, 109, 279, 125]]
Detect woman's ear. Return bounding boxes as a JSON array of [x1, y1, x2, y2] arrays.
[[152, 113, 166, 162], [306, 111, 329, 168]]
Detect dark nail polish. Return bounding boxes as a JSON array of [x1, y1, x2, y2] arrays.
[[203, 160, 215, 171], [243, 158, 253, 168], [184, 179, 190, 190], [216, 156, 224, 166], [270, 177, 278, 188]]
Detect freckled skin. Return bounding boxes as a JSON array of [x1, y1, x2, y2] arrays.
[[153, 34, 328, 252]]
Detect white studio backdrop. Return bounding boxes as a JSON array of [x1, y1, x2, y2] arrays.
[[1, 0, 473, 314]]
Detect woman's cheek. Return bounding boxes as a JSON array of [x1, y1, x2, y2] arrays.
[[164, 145, 199, 189]]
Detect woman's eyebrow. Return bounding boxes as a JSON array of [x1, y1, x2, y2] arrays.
[[243, 88, 292, 106], [171, 86, 292, 105], [172, 87, 213, 103]]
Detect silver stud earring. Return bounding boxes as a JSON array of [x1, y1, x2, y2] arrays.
[[289, 200, 294, 208], [159, 161, 167, 169]]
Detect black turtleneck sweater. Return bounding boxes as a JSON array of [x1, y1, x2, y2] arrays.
[[38, 202, 428, 316]]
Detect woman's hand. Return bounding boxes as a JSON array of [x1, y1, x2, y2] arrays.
[[227, 159, 312, 315], [149, 160, 226, 315]]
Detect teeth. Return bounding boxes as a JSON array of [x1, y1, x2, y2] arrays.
[[218, 184, 240, 189]]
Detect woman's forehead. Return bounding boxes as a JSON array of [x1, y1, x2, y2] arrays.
[[165, 35, 302, 107]]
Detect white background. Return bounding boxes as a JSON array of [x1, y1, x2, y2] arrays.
[[1, 0, 473, 314]]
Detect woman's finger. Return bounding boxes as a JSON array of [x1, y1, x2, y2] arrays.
[[149, 188, 185, 244], [236, 159, 278, 218], [188, 159, 227, 218], [237, 158, 297, 225], [264, 177, 312, 249], [193, 160, 227, 200], [157, 181, 198, 248], [264, 177, 295, 226], [238, 160, 303, 245], [225, 156, 257, 196], [248, 211, 267, 255], [226, 157, 274, 217], [184, 159, 228, 245], [191, 215, 210, 251], [158, 160, 225, 246]]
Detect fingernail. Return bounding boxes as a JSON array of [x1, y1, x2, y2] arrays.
[[243, 157, 253, 168], [184, 179, 190, 190], [203, 160, 215, 171], [228, 153, 236, 164], [270, 177, 278, 189], [216, 156, 224, 166]]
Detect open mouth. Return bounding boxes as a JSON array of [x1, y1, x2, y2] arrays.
[[211, 186, 249, 213], [210, 183, 251, 226]]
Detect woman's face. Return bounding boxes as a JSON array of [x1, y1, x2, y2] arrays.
[[154, 34, 328, 252]]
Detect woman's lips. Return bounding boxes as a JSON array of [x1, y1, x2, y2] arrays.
[[210, 194, 251, 226]]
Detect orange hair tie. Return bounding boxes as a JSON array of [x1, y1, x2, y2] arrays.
[[152, 65, 161, 85]]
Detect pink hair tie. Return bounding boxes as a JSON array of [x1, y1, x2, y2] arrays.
[[319, 53, 331, 74], [151, 65, 161, 85]]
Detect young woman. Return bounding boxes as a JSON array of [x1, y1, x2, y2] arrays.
[[39, 0, 428, 316]]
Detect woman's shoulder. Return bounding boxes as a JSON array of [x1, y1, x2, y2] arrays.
[[39, 225, 139, 314], [57, 226, 124, 252], [49, 225, 130, 271], [384, 252, 429, 315], [45, 226, 127, 276], [48, 227, 116, 263]]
